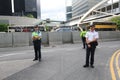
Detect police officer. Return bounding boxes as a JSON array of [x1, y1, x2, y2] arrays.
[[83, 24, 99, 68], [80, 28, 87, 49], [32, 25, 42, 61]]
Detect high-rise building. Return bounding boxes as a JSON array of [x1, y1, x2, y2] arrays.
[[66, 0, 72, 21], [14, 0, 25, 13], [72, 0, 102, 18], [14, 0, 41, 18], [0, 0, 12, 15], [66, 6, 72, 20], [0, 0, 41, 19]]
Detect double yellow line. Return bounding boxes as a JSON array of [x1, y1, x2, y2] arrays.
[[110, 49, 120, 80]]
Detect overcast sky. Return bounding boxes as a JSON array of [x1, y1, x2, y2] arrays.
[[40, 0, 118, 21], [40, 0, 72, 21]]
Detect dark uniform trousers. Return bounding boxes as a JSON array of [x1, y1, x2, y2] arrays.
[[85, 42, 96, 66], [82, 37, 86, 48], [33, 39, 41, 60]]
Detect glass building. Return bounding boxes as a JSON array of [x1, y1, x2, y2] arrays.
[[0, 0, 12, 15], [14, 0, 25, 13], [72, 0, 102, 18], [66, 6, 72, 20], [14, 0, 41, 18], [0, 0, 41, 19]]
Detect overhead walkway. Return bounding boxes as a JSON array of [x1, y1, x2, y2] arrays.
[[66, 0, 120, 28]]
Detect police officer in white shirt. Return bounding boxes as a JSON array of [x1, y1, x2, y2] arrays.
[[83, 24, 99, 68]]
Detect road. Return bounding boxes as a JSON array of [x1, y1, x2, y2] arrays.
[[0, 41, 120, 80]]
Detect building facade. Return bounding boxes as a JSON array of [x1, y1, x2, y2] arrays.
[[14, 0, 41, 19], [0, 0, 41, 19], [66, 6, 72, 21], [0, 0, 12, 15], [66, 0, 120, 31], [72, 0, 102, 18], [14, 0, 25, 13]]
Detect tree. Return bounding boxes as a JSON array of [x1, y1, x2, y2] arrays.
[[26, 14, 34, 18], [110, 16, 120, 30], [0, 24, 9, 32], [45, 25, 50, 31]]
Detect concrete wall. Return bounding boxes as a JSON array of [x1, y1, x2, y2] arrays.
[[72, 31, 82, 43], [41, 32, 49, 45], [13, 32, 29, 47], [99, 31, 120, 41], [49, 32, 62, 45], [62, 32, 73, 43], [0, 31, 120, 47], [0, 33, 12, 47]]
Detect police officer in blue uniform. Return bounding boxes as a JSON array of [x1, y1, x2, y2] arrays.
[[32, 25, 42, 61]]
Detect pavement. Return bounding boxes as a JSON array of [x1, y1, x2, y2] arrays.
[[0, 41, 120, 80]]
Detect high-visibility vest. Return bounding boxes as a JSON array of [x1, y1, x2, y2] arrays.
[[32, 32, 39, 36], [80, 31, 87, 37], [32, 32, 41, 40]]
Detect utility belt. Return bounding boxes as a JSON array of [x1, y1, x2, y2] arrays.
[[89, 41, 98, 46], [33, 39, 41, 42], [37, 38, 41, 40]]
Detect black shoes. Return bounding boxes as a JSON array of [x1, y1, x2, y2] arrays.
[[83, 65, 89, 68], [83, 65, 94, 68], [33, 59, 38, 61], [33, 58, 41, 61], [90, 65, 94, 68]]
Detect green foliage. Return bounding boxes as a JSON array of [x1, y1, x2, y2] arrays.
[[110, 16, 120, 30], [45, 25, 49, 31], [0, 24, 9, 32], [26, 14, 34, 18]]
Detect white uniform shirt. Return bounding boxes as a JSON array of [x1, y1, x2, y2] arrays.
[[85, 30, 99, 41]]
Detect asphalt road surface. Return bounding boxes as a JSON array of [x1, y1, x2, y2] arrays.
[[0, 41, 120, 80]]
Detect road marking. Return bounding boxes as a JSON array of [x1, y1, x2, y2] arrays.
[[0, 53, 28, 58], [116, 52, 120, 78], [110, 49, 120, 80], [0, 47, 80, 58]]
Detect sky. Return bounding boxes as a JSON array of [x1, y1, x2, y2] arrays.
[[40, 0, 72, 21], [108, 0, 119, 3], [40, 0, 119, 21]]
